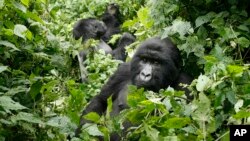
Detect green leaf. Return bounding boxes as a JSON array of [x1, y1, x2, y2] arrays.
[[0, 66, 8, 73], [233, 110, 250, 119], [0, 96, 27, 111], [0, 41, 20, 51], [6, 86, 27, 96], [137, 7, 153, 28], [226, 91, 237, 104], [12, 1, 27, 13], [127, 86, 146, 108], [25, 30, 33, 40], [47, 116, 71, 127], [218, 27, 239, 40], [83, 112, 100, 123], [26, 11, 44, 23], [237, 25, 249, 32], [21, 0, 29, 7], [29, 81, 42, 100], [11, 112, 43, 124], [162, 19, 193, 39], [0, 0, 4, 9], [196, 75, 212, 92], [14, 24, 28, 39], [236, 37, 250, 48], [227, 65, 245, 77], [195, 12, 216, 27], [234, 99, 243, 112], [163, 117, 191, 128], [83, 123, 104, 136], [192, 93, 211, 122], [144, 123, 159, 141], [106, 96, 113, 118]]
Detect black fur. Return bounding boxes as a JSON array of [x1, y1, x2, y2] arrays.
[[73, 18, 107, 42], [75, 37, 193, 140], [101, 3, 121, 44]]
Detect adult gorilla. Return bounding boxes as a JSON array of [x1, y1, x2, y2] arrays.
[[75, 37, 193, 140], [73, 18, 113, 61], [73, 18, 135, 61]]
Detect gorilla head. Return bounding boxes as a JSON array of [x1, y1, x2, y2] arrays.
[[106, 3, 120, 17], [73, 18, 107, 42], [131, 38, 181, 92]]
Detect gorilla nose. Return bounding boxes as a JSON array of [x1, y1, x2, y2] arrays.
[[139, 65, 152, 82]]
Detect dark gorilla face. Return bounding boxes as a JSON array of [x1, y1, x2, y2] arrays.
[[73, 18, 107, 42], [107, 3, 119, 17], [131, 37, 181, 92]]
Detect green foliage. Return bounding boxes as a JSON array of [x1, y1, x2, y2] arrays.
[[1, 0, 250, 140]]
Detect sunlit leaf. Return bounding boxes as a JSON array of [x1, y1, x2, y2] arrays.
[[83, 112, 100, 123], [12, 1, 27, 13], [0, 66, 8, 73], [0, 96, 27, 111], [233, 110, 250, 119], [0, 41, 20, 51], [234, 99, 244, 112], [163, 117, 191, 128], [21, 0, 29, 7], [14, 24, 28, 39], [227, 65, 245, 77], [0, 0, 4, 9], [144, 123, 159, 141], [162, 19, 193, 39], [196, 75, 212, 92], [83, 123, 104, 136]]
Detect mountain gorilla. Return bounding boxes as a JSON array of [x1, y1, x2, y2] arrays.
[[101, 3, 121, 45], [73, 17, 135, 61], [73, 3, 135, 62], [73, 18, 112, 61], [75, 37, 193, 140]]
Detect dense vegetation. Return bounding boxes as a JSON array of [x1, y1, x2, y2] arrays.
[[0, 0, 250, 140]]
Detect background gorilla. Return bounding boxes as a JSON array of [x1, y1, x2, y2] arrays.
[[75, 37, 193, 140], [101, 3, 121, 45], [73, 18, 113, 57], [73, 17, 135, 61]]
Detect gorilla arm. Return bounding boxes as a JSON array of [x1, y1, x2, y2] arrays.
[[75, 63, 131, 136]]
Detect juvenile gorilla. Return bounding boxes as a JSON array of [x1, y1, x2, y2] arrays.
[[75, 37, 193, 140], [101, 3, 121, 44]]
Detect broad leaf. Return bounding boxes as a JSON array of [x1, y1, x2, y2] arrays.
[[163, 117, 191, 128], [11, 112, 43, 124], [0, 96, 27, 111], [0, 41, 20, 51], [14, 24, 28, 39], [0, 66, 8, 73], [196, 75, 212, 92], [83, 112, 100, 123]]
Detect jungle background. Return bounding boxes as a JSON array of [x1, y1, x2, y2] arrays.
[[0, 0, 250, 140]]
